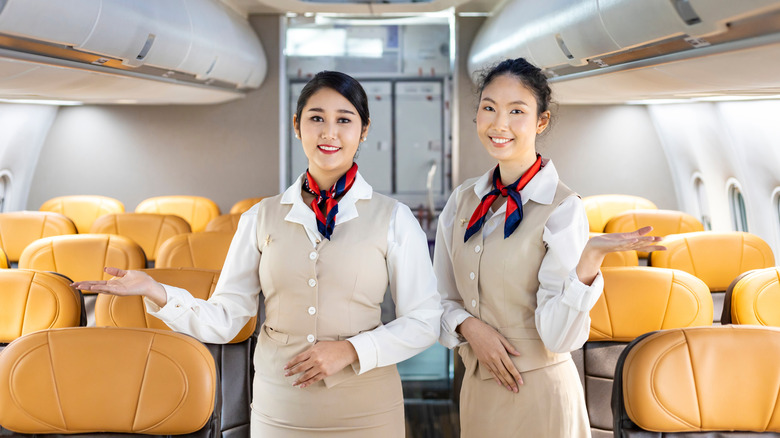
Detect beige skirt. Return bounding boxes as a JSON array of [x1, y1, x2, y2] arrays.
[[250, 364, 404, 437], [460, 357, 590, 438]]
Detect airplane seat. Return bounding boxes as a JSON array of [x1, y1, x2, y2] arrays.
[[574, 266, 712, 438], [230, 197, 264, 214], [90, 213, 192, 267], [95, 267, 256, 438], [613, 325, 780, 437], [205, 213, 242, 234], [604, 209, 704, 258], [650, 231, 775, 323], [0, 211, 77, 267], [18, 234, 147, 326], [156, 232, 234, 270], [135, 196, 220, 233], [0, 327, 220, 438], [0, 247, 7, 269], [0, 269, 85, 353], [582, 195, 657, 233], [590, 233, 639, 267], [39, 195, 125, 234], [721, 267, 780, 326]]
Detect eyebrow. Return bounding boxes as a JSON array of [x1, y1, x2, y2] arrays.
[[481, 97, 529, 106], [306, 107, 357, 115]]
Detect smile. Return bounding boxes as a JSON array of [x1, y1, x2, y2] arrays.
[[318, 145, 341, 152], [490, 136, 513, 144]]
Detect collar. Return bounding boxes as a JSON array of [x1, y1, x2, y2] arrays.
[[281, 170, 373, 239], [472, 157, 559, 209]]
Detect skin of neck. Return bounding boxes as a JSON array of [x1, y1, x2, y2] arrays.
[[496, 149, 539, 186], [307, 164, 351, 191]]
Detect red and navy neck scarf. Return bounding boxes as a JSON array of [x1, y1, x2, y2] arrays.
[[302, 163, 358, 240], [464, 155, 543, 242]]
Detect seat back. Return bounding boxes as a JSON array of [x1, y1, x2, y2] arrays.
[[0, 327, 219, 438], [722, 267, 780, 326], [205, 213, 242, 234], [0, 247, 7, 269], [582, 194, 657, 233], [604, 209, 704, 257], [0, 270, 85, 347], [0, 211, 77, 263], [96, 267, 256, 438], [90, 213, 191, 263], [39, 195, 124, 233], [590, 233, 638, 267], [156, 232, 234, 270], [614, 325, 780, 436], [230, 197, 264, 214], [135, 196, 220, 232], [574, 267, 712, 438], [650, 231, 775, 322]]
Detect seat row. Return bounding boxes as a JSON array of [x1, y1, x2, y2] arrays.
[[38, 194, 265, 233], [0, 267, 258, 438]]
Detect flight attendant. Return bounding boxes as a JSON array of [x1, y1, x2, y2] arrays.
[[74, 71, 443, 437], [434, 58, 664, 437]]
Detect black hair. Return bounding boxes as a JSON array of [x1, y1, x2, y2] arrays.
[[476, 58, 552, 117], [294, 71, 370, 130]]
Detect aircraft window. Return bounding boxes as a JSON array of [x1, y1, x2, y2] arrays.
[[0, 171, 10, 213], [728, 182, 748, 232], [693, 175, 711, 230]]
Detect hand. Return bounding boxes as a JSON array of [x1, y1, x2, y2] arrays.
[[458, 317, 523, 392], [577, 226, 666, 284], [284, 340, 358, 388], [70, 267, 167, 307]]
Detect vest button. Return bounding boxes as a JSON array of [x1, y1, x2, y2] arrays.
[[309, 251, 317, 260], [308, 278, 317, 287], [471, 299, 477, 308], [307, 334, 315, 343], [469, 272, 475, 280], [474, 245, 481, 253], [308, 306, 316, 315]]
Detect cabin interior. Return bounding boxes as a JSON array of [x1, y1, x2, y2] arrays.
[[1, 0, 780, 437]]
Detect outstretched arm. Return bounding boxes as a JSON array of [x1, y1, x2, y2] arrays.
[[576, 225, 665, 285], [72, 267, 167, 307]]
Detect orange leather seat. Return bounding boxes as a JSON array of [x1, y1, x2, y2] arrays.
[[614, 325, 780, 435], [604, 209, 704, 257], [573, 267, 712, 437], [0, 270, 84, 345], [230, 197, 264, 214], [156, 232, 233, 270], [205, 213, 242, 234], [0, 327, 217, 435], [39, 195, 124, 233], [0, 211, 77, 264], [722, 267, 780, 326], [650, 231, 775, 322], [0, 248, 7, 269], [90, 213, 191, 263], [590, 232, 638, 267], [135, 196, 220, 232], [582, 194, 657, 233]]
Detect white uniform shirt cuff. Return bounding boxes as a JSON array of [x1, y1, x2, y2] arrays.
[[561, 268, 604, 312], [144, 284, 191, 320], [347, 332, 378, 374], [439, 310, 472, 348]]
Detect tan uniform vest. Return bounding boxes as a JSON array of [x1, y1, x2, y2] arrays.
[[452, 177, 578, 378]]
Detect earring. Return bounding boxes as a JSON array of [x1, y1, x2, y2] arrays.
[[295, 133, 300, 139], [361, 137, 366, 142]]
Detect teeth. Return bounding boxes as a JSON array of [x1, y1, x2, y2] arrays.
[[491, 137, 511, 144], [319, 145, 340, 151]]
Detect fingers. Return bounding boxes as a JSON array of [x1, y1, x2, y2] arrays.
[[104, 266, 127, 277], [632, 226, 653, 236]]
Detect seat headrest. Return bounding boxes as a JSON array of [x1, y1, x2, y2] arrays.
[[39, 195, 125, 233], [0, 247, 7, 269], [0, 327, 216, 434], [590, 267, 712, 342], [604, 209, 704, 236], [0, 270, 83, 343], [18, 234, 147, 293], [582, 194, 657, 232], [724, 267, 780, 326], [135, 196, 220, 232], [204, 213, 242, 234], [156, 232, 233, 270], [618, 326, 780, 433], [95, 267, 256, 343], [650, 231, 775, 291], [230, 197, 264, 214], [0, 211, 77, 262], [90, 213, 191, 261]]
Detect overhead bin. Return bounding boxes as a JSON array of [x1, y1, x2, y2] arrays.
[[0, 0, 266, 102]]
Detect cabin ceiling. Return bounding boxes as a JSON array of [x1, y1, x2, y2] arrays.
[[222, 0, 496, 15]]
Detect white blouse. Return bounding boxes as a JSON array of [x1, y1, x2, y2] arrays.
[[435, 159, 604, 353], [147, 172, 443, 375]]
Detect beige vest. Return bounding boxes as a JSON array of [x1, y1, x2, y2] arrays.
[[452, 178, 577, 378], [254, 193, 397, 388]]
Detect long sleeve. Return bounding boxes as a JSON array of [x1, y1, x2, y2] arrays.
[[535, 195, 604, 353], [346, 202, 443, 374], [145, 205, 262, 344], [434, 188, 474, 349]]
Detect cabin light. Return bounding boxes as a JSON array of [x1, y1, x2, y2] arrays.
[[0, 98, 83, 106], [625, 98, 689, 105], [692, 94, 780, 102], [115, 99, 138, 104]]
